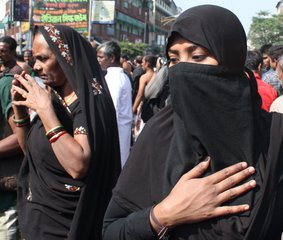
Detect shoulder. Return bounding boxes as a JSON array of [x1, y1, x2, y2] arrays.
[[270, 96, 283, 113], [0, 74, 14, 93]]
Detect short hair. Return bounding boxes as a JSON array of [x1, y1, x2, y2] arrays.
[[121, 55, 129, 61], [267, 45, 283, 61], [260, 44, 272, 55], [135, 55, 143, 64], [143, 55, 157, 69], [245, 50, 263, 71], [23, 50, 32, 57], [0, 36, 17, 51], [97, 41, 121, 64]]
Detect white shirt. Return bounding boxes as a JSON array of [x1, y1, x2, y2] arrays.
[[105, 67, 133, 167]]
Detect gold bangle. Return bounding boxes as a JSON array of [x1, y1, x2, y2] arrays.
[[12, 114, 30, 123], [46, 125, 64, 136]]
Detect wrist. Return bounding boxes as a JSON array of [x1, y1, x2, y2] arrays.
[[150, 206, 170, 239], [153, 203, 175, 228]]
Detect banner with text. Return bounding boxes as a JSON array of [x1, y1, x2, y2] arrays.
[[91, 0, 115, 24], [33, 0, 89, 33]]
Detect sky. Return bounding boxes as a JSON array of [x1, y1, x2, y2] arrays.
[[173, 0, 279, 34], [0, 0, 279, 34]]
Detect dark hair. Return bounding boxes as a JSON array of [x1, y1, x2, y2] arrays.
[[23, 50, 32, 57], [143, 55, 157, 69], [135, 55, 143, 64], [121, 55, 129, 61], [267, 45, 283, 61], [260, 44, 272, 55], [245, 50, 263, 71], [0, 36, 17, 51]]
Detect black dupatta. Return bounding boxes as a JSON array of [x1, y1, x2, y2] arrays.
[[38, 25, 121, 239]]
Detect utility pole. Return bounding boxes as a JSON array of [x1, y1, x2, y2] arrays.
[[143, 11, 147, 43], [27, 0, 33, 50]]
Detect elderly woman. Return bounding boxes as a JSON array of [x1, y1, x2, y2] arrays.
[[103, 5, 283, 240], [11, 25, 121, 239]]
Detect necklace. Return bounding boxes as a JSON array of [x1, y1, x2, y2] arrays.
[[53, 89, 71, 114], [64, 92, 76, 105]]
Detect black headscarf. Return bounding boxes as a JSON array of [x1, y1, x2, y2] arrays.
[[112, 5, 283, 239], [36, 25, 121, 239]]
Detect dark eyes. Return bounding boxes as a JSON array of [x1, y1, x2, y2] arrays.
[[36, 56, 48, 62], [192, 55, 207, 61], [168, 54, 207, 66]]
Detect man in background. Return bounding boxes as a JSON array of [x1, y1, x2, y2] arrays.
[[97, 41, 132, 167]]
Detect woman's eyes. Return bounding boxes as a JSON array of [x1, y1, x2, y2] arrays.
[[168, 58, 180, 65], [168, 55, 207, 66], [192, 55, 207, 61]]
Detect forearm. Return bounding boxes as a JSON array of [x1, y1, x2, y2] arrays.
[[103, 199, 156, 240], [0, 134, 23, 158], [133, 95, 142, 114], [12, 106, 30, 153], [38, 106, 90, 179]]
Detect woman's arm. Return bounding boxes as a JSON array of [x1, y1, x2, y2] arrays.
[[12, 73, 90, 179], [103, 159, 256, 240], [132, 75, 148, 114]]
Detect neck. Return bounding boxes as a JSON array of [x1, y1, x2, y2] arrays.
[[59, 82, 76, 104]]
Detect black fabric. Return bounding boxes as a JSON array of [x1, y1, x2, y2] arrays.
[[112, 106, 174, 212], [104, 5, 283, 240], [166, 5, 247, 71], [132, 65, 144, 102], [18, 25, 121, 240]]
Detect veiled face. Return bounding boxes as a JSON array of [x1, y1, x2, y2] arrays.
[[32, 33, 67, 87], [167, 35, 218, 67]]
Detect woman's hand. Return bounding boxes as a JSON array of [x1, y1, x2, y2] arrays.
[[11, 73, 52, 114], [152, 158, 256, 229]]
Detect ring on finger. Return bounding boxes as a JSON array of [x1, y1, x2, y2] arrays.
[[22, 91, 27, 99]]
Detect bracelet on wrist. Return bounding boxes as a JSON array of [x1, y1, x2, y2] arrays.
[[49, 130, 67, 143], [46, 126, 65, 140], [12, 114, 30, 124], [150, 206, 169, 240], [15, 121, 31, 127]]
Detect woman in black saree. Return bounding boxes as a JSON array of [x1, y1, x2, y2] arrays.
[[11, 25, 121, 239], [103, 5, 283, 240]]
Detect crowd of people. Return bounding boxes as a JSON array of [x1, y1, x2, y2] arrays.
[[0, 4, 283, 240]]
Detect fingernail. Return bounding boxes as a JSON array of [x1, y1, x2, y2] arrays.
[[204, 156, 210, 162], [249, 180, 256, 187], [244, 205, 250, 210], [248, 167, 255, 173], [241, 162, 248, 168]]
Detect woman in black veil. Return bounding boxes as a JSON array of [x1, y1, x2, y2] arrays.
[[103, 5, 283, 240], [11, 25, 121, 239]]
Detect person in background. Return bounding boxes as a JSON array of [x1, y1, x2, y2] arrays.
[[23, 50, 35, 67], [120, 54, 133, 80], [97, 41, 132, 167], [0, 36, 23, 78], [260, 43, 272, 75], [0, 36, 26, 240], [245, 50, 277, 112], [11, 25, 120, 239], [270, 55, 283, 113], [132, 55, 157, 140], [103, 5, 283, 240], [262, 45, 283, 95], [132, 55, 144, 103], [132, 55, 157, 115]]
